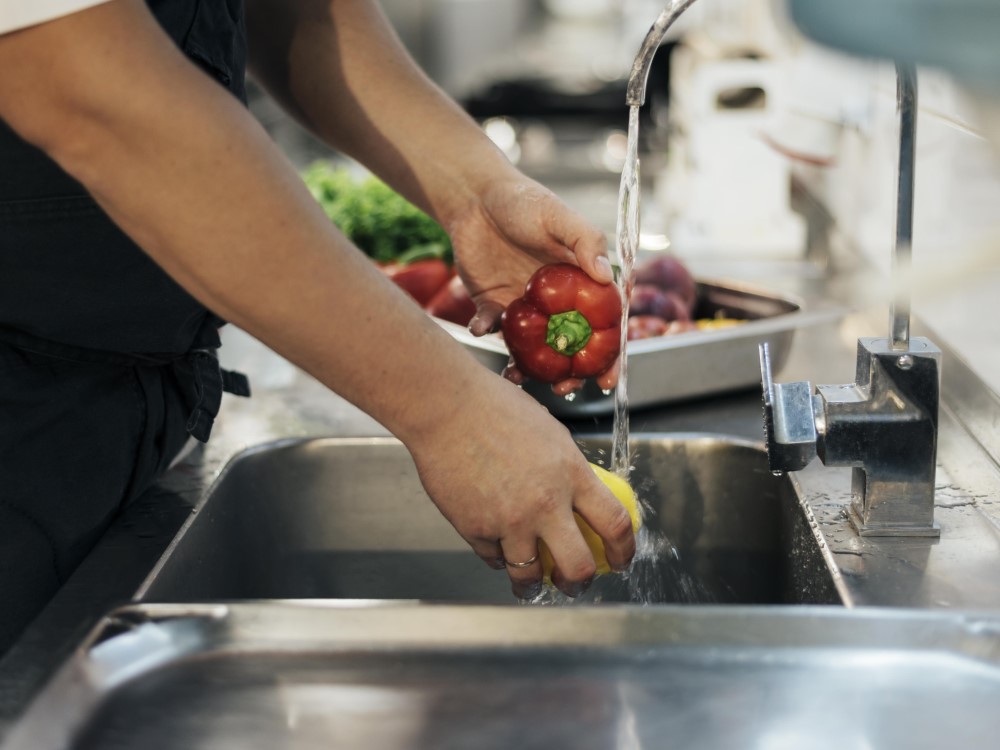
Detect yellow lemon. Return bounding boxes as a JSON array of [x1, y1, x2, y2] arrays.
[[540, 462, 642, 579]]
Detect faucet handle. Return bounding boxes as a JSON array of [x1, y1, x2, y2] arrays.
[[759, 343, 818, 473]]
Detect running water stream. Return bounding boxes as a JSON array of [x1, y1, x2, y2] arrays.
[[610, 105, 642, 479], [607, 106, 709, 605], [536, 5, 711, 603], [530, 105, 706, 606]]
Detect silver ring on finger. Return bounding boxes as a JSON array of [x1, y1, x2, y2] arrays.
[[504, 554, 539, 569]]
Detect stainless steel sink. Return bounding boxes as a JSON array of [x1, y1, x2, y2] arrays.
[[5, 602, 1000, 750], [138, 434, 843, 605]]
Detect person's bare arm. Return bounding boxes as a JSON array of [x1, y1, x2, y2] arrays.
[[244, 0, 618, 378], [0, 0, 634, 596]]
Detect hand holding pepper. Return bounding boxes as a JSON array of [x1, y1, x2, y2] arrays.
[[445, 177, 619, 394]]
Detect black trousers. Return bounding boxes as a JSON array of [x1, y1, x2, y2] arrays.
[[0, 342, 191, 656]]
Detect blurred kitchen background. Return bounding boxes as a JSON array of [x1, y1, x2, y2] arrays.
[[246, 0, 1000, 395]]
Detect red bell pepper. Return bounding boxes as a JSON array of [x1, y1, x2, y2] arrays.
[[501, 263, 622, 383]]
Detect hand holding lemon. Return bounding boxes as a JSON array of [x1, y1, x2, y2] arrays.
[[540, 462, 642, 580]]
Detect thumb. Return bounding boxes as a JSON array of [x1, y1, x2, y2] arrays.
[[469, 299, 505, 336], [545, 202, 614, 285]]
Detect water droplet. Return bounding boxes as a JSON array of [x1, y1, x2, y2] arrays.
[[771, 469, 784, 477], [564, 392, 577, 402], [601, 388, 613, 396]]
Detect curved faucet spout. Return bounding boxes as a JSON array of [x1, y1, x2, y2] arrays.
[[626, 0, 702, 107]]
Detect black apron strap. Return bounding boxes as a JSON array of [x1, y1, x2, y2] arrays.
[[185, 347, 250, 442]]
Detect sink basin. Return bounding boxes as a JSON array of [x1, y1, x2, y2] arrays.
[[138, 434, 843, 605]]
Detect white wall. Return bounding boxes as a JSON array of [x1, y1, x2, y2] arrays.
[[786, 50, 1000, 394], [678, 0, 1000, 392]]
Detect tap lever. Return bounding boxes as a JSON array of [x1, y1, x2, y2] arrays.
[[759, 343, 818, 473]]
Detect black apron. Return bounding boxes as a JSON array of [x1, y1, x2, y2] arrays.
[[0, 0, 250, 655]]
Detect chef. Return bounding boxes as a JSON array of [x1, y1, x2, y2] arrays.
[[0, 0, 635, 655]]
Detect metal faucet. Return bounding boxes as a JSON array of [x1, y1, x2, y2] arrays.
[[760, 63, 942, 538], [626, 5, 941, 536]]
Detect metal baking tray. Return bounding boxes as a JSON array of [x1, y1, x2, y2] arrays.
[[4, 602, 1000, 750], [437, 278, 838, 417]]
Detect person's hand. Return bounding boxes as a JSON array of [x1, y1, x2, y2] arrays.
[[405, 373, 637, 599], [447, 176, 620, 395]]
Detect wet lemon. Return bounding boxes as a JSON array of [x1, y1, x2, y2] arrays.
[[540, 463, 642, 579]]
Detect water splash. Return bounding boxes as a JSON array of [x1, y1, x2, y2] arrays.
[[526, 476, 712, 606]]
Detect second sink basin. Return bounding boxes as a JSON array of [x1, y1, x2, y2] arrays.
[[138, 434, 843, 605]]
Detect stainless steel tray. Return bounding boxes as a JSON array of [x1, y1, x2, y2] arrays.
[[437, 278, 841, 417], [5, 602, 1000, 750]]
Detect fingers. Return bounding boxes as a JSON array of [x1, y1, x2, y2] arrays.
[[499, 539, 543, 599], [469, 300, 505, 336], [595, 357, 620, 391], [551, 356, 619, 395], [572, 477, 637, 574], [568, 233, 614, 285], [589, 254, 616, 285], [510, 361, 617, 395], [486, 532, 598, 600], [550, 378, 585, 397], [501, 359, 525, 385], [470, 539, 507, 570], [542, 195, 614, 285], [537, 519, 598, 598]]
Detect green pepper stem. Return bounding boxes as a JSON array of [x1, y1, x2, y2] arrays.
[[546, 310, 592, 356]]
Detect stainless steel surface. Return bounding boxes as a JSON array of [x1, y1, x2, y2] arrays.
[[762, 337, 942, 537], [6, 601, 1000, 750], [137, 434, 842, 605], [445, 277, 837, 417], [625, 1, 700, 107], [890, 62, 917, 350]]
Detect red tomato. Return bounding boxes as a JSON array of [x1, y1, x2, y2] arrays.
[[425, 275, 477, 326], [380, 259, 451, 306]]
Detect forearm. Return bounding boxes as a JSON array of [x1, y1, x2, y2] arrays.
[[0, 0, 494, 446], [245, 0, 520, 228]]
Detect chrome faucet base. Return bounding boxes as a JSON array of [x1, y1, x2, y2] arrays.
[[835, 337, 941, 538], [761, 337, 942, 539]]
